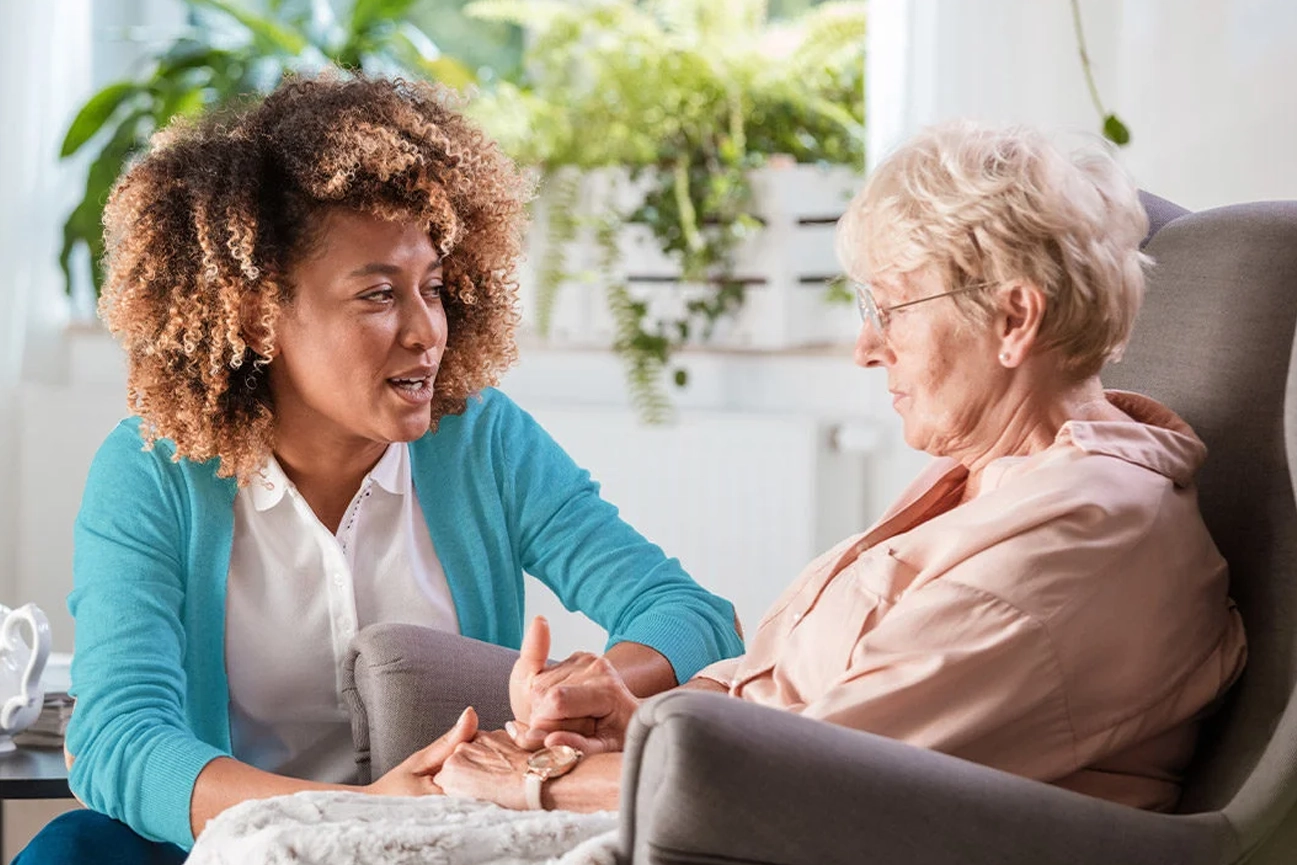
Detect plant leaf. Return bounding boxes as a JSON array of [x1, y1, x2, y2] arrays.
[[186, 0, 309, 54], [389, 25, 475, 88], [1103, 113, 1131, 146], [154, 42, 232, 82], [60, 110, 151, 295], [464, 0, 574, 29], [60, 82, 141, 158], [154, 86, 207, 127], [350, 0, 420, 38]]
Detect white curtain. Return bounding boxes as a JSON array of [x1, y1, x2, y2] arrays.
[[0, 0, 93, 600]]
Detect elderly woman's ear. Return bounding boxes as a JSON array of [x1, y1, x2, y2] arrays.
[[993, 281, 1047, 368]]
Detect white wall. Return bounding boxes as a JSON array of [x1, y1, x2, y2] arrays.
[[869, 0, 1297, 210], [1118, 0, 1297, 208]]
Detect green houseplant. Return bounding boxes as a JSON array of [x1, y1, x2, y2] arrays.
[[466, 0, 867, 421], [59, 0, 472, 297]]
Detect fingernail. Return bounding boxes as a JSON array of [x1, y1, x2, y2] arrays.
[[457, 707, 471, 727], [505, 721, 518, 738]]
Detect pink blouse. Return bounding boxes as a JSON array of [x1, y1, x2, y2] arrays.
[[696, 391, 1246, 811]]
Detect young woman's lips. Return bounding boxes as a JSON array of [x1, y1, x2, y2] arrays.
[[388, 376, 434, 404]]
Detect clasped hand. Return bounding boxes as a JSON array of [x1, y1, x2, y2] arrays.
[[429, 616, 639, 808], [506, 615, 640, 754]]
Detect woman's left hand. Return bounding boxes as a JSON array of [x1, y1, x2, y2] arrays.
[[434, 730, 531, 810]]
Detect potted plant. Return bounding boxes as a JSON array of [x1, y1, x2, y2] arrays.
[[58, 0, 472, 298], [465, 0, 867, 420]]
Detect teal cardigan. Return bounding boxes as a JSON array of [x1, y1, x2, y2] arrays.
[[66, 388, 742, 848]]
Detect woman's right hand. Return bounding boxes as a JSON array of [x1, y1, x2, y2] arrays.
[[508, 617, 640, 754], [366, 706, 479, 796]]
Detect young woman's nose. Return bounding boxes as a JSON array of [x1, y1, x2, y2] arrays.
[[400, 294, 444, 352]]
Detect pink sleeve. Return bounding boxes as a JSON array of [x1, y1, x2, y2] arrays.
[[691, 656, 744, 690], [801, 580, 1068, 768]]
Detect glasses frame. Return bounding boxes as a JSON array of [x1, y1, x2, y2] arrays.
[[854, 281, 995, 334]]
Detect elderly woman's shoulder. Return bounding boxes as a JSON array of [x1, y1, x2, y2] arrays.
[[984, 427, 1211, 558]]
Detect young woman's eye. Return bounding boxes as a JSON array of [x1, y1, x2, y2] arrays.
[[361, 286, 395, 303], [422, 282, 443, 300]]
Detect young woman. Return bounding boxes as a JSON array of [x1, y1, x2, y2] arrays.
[[16, 74, 742, 863]]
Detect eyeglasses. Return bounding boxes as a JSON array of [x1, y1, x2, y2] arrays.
[[852, 280, 994, 335]]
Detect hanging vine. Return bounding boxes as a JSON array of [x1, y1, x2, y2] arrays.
[[598, 216, 673, 423], [533, 170, 582, 338], [1070, 0, 1131, 146], [468, 0, 867, 422]]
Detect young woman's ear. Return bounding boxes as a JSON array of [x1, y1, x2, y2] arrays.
[[239, 293, 274, 360]]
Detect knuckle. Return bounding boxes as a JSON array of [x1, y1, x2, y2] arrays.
[[551, 686, 579, 712]]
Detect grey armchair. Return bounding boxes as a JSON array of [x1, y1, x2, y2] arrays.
[[343, 195, 1297, 865]]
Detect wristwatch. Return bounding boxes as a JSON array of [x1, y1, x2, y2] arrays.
[[523, 744, 583, 810]]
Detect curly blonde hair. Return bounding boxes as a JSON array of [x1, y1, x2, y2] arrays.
[[836, 121, 1150, 379], [100, 74, 533, 482]]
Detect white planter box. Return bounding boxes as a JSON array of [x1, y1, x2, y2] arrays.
[[517, 163, 863, 351]]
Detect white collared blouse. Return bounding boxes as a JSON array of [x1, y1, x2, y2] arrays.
[[225, 442, 459, 782]]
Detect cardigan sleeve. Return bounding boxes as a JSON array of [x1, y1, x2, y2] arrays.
[[65, 421, 226, 849], [492, 395, 743, 681]]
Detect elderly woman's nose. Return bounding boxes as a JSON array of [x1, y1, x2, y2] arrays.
[[854, 321, 887, 367]]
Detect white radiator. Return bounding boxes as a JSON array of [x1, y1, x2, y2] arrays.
[[520, 406, 880, 658]]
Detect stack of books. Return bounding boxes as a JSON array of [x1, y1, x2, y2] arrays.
[[13, 691, 73, 748], [12, 651, 73, 749]]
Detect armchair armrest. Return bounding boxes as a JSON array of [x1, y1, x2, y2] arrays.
[[343, 623, 517, 783], [619, 691, 1239, 865]]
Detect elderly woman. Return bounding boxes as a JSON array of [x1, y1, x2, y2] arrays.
[[433, 121, 1247, 815], [15, 75, 742, 863]]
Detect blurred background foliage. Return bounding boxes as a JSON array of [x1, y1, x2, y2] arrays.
[[61, 0, 848, 299], [62, 0, 489, 295], [63, 0, 859, 421], [463, 0, 865, 419]]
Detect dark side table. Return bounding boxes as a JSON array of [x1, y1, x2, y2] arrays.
[[0, 746, 73, 854]]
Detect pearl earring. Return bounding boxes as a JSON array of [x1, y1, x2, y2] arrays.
[[999, 351, 1011, 364]]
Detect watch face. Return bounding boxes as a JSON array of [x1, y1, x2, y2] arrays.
[[527, 744, 582, 776]]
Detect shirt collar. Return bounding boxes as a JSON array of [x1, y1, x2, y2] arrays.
[[247, 442, 409, 511], [248, 456, 292, 512], [1051, 390, 1206, 488], [368, 442, 409, 496]]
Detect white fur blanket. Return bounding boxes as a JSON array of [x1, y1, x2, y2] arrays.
[[187, 791, 620, 865]]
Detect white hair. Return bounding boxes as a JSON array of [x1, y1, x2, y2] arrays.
[[835, 120, 1151, 378]]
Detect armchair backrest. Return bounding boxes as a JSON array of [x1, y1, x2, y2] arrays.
[[1101, 196, 1297, 852]]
